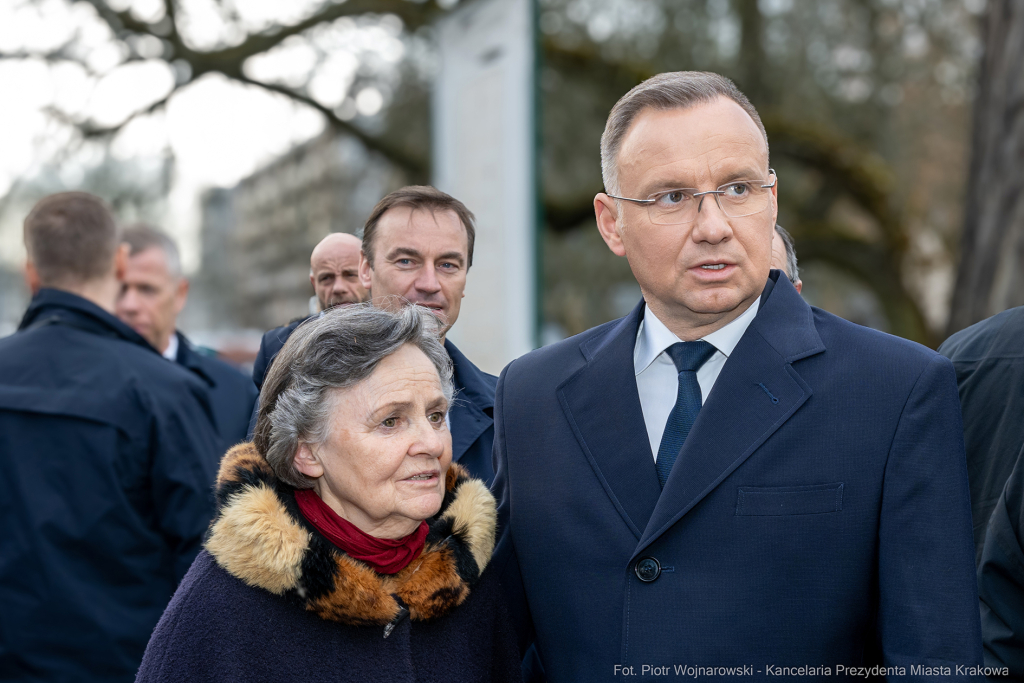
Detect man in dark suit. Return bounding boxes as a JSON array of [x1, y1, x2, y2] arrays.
[[251, 232, 369, 392], [356, 186, 497, 485], [0, 193, 219, 682], [117, 225, 257, 455], [939, 306, 1024, 563], [492, 72, 982, 681]]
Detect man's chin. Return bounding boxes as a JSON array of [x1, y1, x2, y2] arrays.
[[322, 300, 358, 311]]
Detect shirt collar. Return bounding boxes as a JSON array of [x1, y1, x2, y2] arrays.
[[162, 333, 179, 361], [634, 297, 760, 376]]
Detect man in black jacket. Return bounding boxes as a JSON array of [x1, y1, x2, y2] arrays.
[[117, 225, 257, 455], [939, 305, 1024, 562], [0, 193, 220, 682]]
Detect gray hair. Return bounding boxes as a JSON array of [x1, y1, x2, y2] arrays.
[[600, 71, 769, 196], [122, 224, 182, 279], [775, 224, 800, 284], [253, 303, 454, 488]]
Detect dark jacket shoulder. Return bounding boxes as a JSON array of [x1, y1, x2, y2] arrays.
[[252, 316, 313, 390]]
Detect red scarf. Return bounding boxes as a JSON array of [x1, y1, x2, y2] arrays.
[[294, 488, 429, 574]]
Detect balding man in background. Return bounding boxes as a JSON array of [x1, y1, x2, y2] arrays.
[[0, 193, 219, 682], [771, 224, 802, 293], [117, 225, 257, 454], [251, 232, 368, 391]]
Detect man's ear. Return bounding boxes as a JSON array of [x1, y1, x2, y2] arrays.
[[794, 279, 803, 295], [24, 261, 41, 294], [358, 250, 373, 290], [594, 194, 626, 257], [113, 243, 129, 281], [174, 277, 190, 315], [293, 443, 324, 480]]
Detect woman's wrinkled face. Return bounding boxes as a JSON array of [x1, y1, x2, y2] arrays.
[[293, 344, 452, 539]]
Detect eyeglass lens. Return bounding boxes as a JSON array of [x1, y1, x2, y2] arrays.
[[649, 181, 773, 225]]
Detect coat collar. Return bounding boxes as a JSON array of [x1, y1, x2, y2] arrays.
[[557, 271, 825, 546], [634, 271, 825, 556], [174, 331, 217, 388], [444, 339, 496, 411], [206, 443, 497, 626], [444, 339, 496, 462], [19, 288, 155, 352]]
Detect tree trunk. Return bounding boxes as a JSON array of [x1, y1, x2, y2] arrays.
[[948, 0, 1024, 335]]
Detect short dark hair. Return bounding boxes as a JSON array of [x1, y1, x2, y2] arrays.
[[123, 224, 182, 278], [23, 192, 120, 288], [601, 71, 768, 195], [775, 224, 799, 284], [361, 185, 476, 268]]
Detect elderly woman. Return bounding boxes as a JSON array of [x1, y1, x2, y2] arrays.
[[136, 305, 521, 682]]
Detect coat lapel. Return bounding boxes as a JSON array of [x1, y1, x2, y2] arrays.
[[557, 302, 662, 539], [445, 340, 495, 463], [635, 273, 826, 556]]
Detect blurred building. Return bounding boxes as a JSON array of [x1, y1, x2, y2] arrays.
[[188, 131, 406, 333]]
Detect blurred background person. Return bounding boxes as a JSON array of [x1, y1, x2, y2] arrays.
[[251, 232, 368, 393], [771, 224, 802, 294], [136, 305, 520, 683], [358, 186, 498, 485], [117, 224, 257, 453], [0, 193, 219, 683], [939, 304, 1024, 563]]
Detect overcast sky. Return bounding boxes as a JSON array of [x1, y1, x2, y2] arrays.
[[0, 0, 408, 271]]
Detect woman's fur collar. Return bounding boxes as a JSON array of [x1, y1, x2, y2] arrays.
[[205, 443, 497, 626]]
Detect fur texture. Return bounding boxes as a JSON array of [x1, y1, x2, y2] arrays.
[[205, 443, 497, 626]]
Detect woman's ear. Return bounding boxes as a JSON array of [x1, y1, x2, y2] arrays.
[[293, 443, 324, 479]]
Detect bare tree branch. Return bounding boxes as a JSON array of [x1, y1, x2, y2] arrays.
[[194, 0, 441, 74], [43, 85, 179, 140], [233, 74, 428, 178]]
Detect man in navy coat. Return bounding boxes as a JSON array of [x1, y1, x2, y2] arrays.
[[0, 193, 220, 682], [357, 186, 497, 485], [117, 225, 257, 456], [492, 72, 982, 681]]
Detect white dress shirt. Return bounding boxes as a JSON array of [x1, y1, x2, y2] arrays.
[[634, 299, 760, 460], [162, 333, 179, 362]]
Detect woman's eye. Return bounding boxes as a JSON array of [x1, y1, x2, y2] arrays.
[[382, 417, 397, 428]]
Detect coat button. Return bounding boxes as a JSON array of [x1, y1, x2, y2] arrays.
[[635, 557, 661, 583]]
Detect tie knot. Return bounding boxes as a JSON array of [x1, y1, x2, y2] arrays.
[[665, 340, 717, 373]]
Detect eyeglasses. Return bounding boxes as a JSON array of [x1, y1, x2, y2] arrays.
[[606, 170, 777, 225]]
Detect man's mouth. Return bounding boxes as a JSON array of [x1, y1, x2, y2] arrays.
[[701, 264, 726, 270]]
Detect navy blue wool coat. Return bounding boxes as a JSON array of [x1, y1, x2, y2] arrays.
[[136, 444, 522, 683], [493, 271, 983, 682], [0, 289, 220, 683], [175, 331, 257, 455]]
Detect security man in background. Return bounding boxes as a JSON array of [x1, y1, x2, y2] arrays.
[[116, 224, 257, 454], [357, 185, 498, 485], [251, 231, 368, 391], [0, 193, 220, 682]]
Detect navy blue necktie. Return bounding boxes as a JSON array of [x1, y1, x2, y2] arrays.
[[655, 340, 717, 488]]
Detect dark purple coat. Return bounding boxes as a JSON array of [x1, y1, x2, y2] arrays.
[[135, 443, 521, 683]]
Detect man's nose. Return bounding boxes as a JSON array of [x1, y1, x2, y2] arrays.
[[692, 193, 732, 243], [414, 267, 441, 294], [118, 288, 139, 313]]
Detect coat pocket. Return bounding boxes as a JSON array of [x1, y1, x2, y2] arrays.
[[735, 483, 844, 516]]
